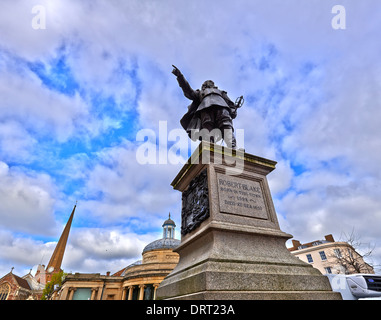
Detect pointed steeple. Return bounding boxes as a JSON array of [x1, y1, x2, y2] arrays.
[[46, 204, 76, 274]]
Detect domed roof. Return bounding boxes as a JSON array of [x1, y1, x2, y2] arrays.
[[120, 260, 142, 276], [142, 213, 180, 254], [162, 213, 176, 227], [142, 238, 180, 254]]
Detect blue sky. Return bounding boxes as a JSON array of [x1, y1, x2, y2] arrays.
[[1, 0, 381, 276]]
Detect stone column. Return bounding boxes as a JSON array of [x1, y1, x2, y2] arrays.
[[67, 287, 76, 300], [121, 287, 128, 300], [90, 288, 98, 300], [127, 286, 133, 300], [153, 284, 159, 300], [60, 287, 69, 300], [138, 284, 145, 300]]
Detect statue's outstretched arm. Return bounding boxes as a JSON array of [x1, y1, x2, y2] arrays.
[[172, 65, 198, 101]]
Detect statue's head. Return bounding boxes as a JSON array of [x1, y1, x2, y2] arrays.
[[201, 80, 216, 90]]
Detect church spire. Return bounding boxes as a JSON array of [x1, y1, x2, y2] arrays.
[[46, 204, 76, 273]]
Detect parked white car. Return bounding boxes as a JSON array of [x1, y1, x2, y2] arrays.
[[326, 274, 381, 300]]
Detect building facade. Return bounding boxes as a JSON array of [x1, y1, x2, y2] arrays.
[[0, 205, 76, 300], [289, 234, 374, 275], [0, 270, 41, 300], [54, 214, 180, 300]]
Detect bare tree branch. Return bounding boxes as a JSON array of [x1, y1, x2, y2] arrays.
[[330, 229, 376, 274]]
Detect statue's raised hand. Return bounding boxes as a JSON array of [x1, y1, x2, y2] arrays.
[[172, 65, 182, 77]]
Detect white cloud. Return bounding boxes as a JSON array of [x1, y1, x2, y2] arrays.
[[0, 120, 37, 163], [278, 172, 381, 250], [267, 159, 294, 195], [0, 229, 55, 276], [0, 161, 57, 235], [81, 140, 182, 224], [51, 226, 160, 274], [0, 55, 92, 142]]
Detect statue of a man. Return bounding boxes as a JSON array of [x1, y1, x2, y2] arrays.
[[172, 65, 243, 149]]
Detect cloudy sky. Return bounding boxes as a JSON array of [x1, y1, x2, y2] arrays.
[[1, 0, 381, 277]]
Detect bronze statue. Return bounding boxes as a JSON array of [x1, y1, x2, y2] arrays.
[[172, 65, 243, 149]]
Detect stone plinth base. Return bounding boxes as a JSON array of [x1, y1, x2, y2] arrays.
[[157, 142, 341, 300]]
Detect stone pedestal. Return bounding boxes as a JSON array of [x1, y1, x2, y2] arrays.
[[157, 142, 341, 300]]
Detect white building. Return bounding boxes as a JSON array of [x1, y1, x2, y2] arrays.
[[288, 234, 374, 275]]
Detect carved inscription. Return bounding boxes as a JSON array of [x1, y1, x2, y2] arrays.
[[217, 173, 267, 219]]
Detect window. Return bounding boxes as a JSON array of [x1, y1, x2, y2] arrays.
[[319, 251, 327, 261], [306, 254, 313, 263], [72, 288, 92, 300], [144, 284, 154, 300], [131, 286, 139, 300], [324, 267, 332, 274], [0, 283, 10, 300]]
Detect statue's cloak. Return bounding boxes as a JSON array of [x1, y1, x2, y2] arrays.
[[180, 101, 202, 140]]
